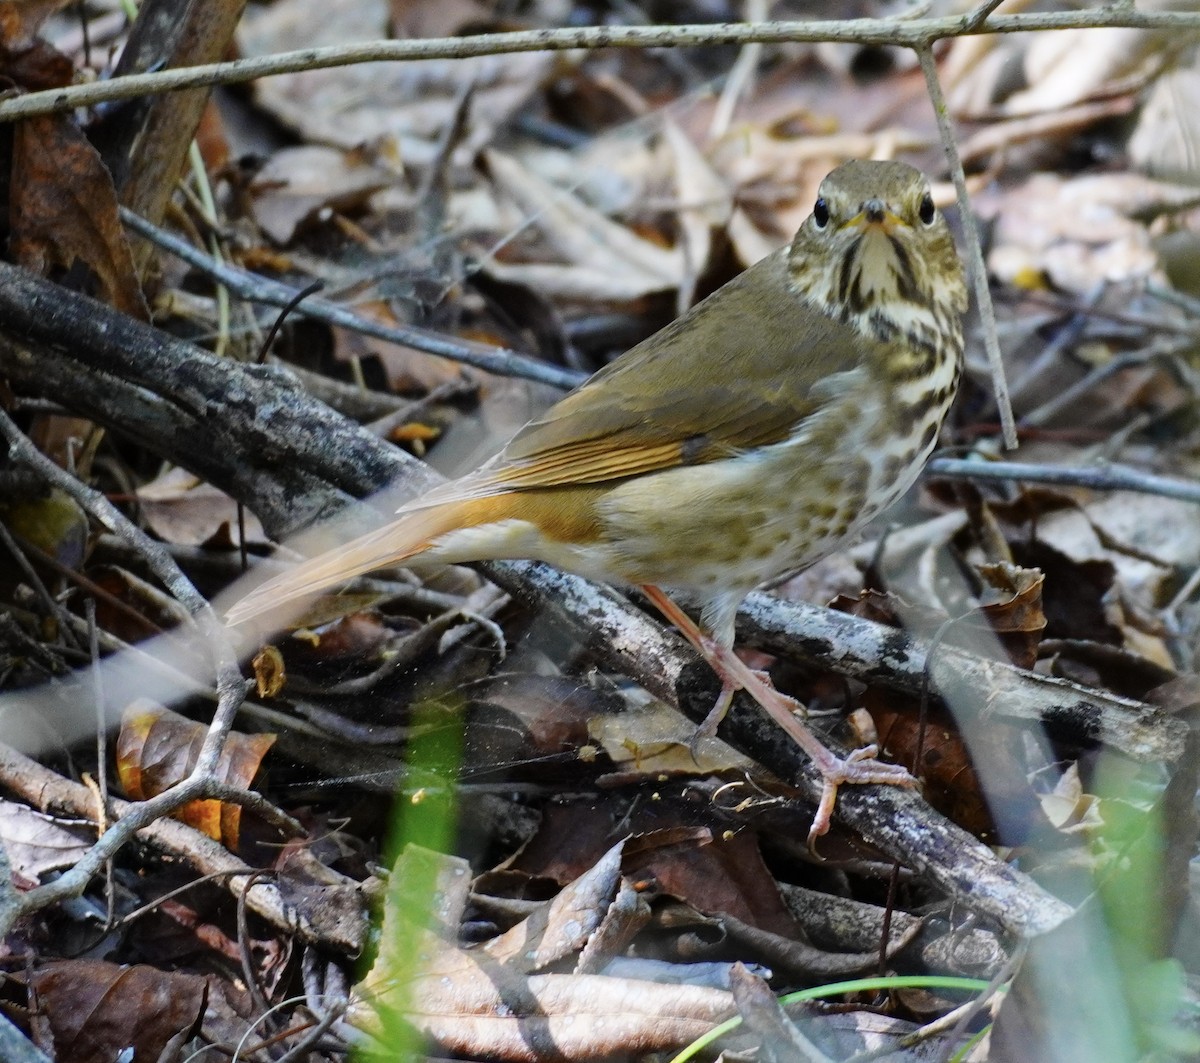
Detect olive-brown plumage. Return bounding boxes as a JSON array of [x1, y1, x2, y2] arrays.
[[228, 159, 968, 843]]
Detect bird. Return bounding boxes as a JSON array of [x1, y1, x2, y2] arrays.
[[227, 158, 969, 843]]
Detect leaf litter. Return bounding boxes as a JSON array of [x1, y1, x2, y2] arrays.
[[2, 1, 1200, 1060]]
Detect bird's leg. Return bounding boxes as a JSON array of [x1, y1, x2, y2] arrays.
[[640, 585, 915, 844]]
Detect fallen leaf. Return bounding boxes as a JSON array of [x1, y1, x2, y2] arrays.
[[23, 959, 206, 1063], [136, 466, 265, 547], [116, 699, 276, 848], [11, 113, 148, 318], [250, 145, 393, 243], [0, 799, 93, 883], [353, 843, 734, 1061]]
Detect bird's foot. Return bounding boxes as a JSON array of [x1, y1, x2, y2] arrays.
[[712, 647, 916, 844], [806, 744, 915, 849], [638, 585, 915, 845]]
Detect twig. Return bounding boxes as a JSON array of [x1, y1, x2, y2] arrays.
[[926, 457, 1200, 505], [0, 741, 364, 952], [961, 0, 1009, 34], [915, 43, 1017, 450], [120, 208, 586, 391], [1, 11, 1198, 122], [0, 408, 247, 774], [0, 407, 266, 931]]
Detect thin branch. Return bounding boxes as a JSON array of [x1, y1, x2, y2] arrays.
[[0, 741, 364, 952], [120, 208, 586, 391], [962, 0, 1009, 34], [926, 457, 1200, 505], [0, 10, 1197, 122], [0, 408, 247, 778], [916, 43, 1017, 450]]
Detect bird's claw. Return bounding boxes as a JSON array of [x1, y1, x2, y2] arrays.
[[806, 748, 917, 849]]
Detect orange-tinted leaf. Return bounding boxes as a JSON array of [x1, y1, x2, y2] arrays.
[[389, 420, 442, 457], [194, 98, 230, 173], [11, 113, 148, 319], [116, 699, 275, 847]]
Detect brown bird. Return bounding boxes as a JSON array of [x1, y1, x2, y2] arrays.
[[227, 159, 968, 842]]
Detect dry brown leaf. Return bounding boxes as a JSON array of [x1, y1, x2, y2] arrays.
[[1030, 490, 1200, 611], [238, 0, 551, 161], [664, 119, 732, 304], [944, 0, 1190, 118], [0, 1, 75, 81], [353, 843, 733, 1061], [976, 561, 1047, 670], [866, 688, 997, 842], [977, 171, 1194, 292], [0, 798, 93, 882], [482, 149, 683, 301], [10, 113, 148, 319], [484, 840, 626, 973], [1004, 536, 1122, 648], [116, 699, 275, 848], [136, 466, 265, 547], [252, 645, 286, 699], [22, 959, 206, 1063], [250, 145, 393, 244]]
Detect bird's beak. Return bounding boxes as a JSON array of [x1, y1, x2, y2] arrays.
[[850, 199, 902, 235]]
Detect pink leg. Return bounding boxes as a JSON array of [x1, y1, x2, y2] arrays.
[[641, 585, 915, 845]]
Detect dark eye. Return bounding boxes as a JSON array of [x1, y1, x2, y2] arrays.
[[812, 197, 829, 229], [918, 192, 936, 225]]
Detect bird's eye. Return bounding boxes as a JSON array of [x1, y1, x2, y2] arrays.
[[918, 192, 936, 225], [812, 197, 830, 229]]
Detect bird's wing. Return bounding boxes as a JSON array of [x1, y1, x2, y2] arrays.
[[416, 247, 869, 505]]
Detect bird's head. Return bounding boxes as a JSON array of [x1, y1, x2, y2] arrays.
[[787, 159, 968, 338]]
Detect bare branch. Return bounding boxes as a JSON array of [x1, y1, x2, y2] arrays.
[[916, 44, 1017, 450], [0, 10, 1196, 123], [927, 457, 1200, 505], [120, 208, 586, 391]]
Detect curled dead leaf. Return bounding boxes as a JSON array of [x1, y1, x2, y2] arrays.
[[976, 561, 1047, 670], [252, 645, 287, 699]]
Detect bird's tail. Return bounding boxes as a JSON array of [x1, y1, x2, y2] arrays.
[[224, 500, 471, 627]]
